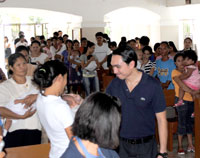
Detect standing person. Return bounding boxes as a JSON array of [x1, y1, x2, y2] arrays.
[[154, 41, 176, 89], [30, 40, 49, 65], [33, 60, 74, 158], [15, 35, 28, 48], [15, 46, 36, 77], [172, 53, 195, 154], [141, 46, 156, 76], [168, 41, 178, 59], [61, 92, 120, 158], [93, 32, 111, 70], [4, 36, 11, 59], [80, 41, 100, 96], [182, 37, 193, 52], [174, 50, 200, 117], [0, 53, 42, 148], [79, 37, 88, 54], [106, 45, 168, 158]]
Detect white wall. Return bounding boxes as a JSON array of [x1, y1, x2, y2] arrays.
[[0, 0, 165, 27]]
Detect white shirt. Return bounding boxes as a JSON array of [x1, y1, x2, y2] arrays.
[[94, 43, 111, 69], [36, 94, 73, 158], [0, 76, 42, 132], [16, 41, 28, 48], [30, 53, 48, 65], [50, 44, 66, 57]]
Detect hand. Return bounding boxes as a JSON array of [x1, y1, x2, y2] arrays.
[[21, 108, 36, 119], [14, 94, 38, 109]]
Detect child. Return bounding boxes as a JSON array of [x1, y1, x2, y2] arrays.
[[69, 50, 81, 76], [136, 50, 143, 69], [3, 89, 38, 136], [62, 94, 82, 118], [174, 50, 200, 116]]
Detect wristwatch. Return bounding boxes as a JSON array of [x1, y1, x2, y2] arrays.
[[157, 152, 168, 158]]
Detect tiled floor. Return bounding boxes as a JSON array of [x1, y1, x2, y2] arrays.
[[167, 135, 195, 158]]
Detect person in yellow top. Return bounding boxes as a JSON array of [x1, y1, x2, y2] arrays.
[[171, 53, 195, 155]]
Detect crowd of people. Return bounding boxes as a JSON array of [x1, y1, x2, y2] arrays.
[[0, 30, 199, 158]]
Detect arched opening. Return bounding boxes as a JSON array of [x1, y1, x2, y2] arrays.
[[104, 7, 160, 46], [0, 7, 82, 74]]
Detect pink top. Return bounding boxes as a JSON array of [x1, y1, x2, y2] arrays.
[[183, 65, 200, 89]]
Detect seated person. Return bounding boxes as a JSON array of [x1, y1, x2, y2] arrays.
[[61, 92, 121, 158]]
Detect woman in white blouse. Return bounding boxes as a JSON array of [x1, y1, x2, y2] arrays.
[[0, 53, 41, 148], [30, 40, 49, 65]]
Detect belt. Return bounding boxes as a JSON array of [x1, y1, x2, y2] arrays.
[[121, 135, 154, 144]]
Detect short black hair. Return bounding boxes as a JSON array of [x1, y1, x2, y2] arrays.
[[19, 35, 25, 39], [113, 45, 138, 67], [51, 37, 58, 41], [40, 35, 45, 40], [184, 50, 198, 63], [63, 34, 69, 38], [81, 37, 87, 42], [153, 43, 160, 51], [95, 32, 104, 37], [140, 36, 150, 46], [73, 40, 79, 45], [58, 37, 64, 43], [31, 40, 41, 46], [15, 46, 29, 54], [33, 60, 68, 90], [160, 41, 169, 48], [108, 41, 117, 48], [53, 31, 59, 37], [72, 92, 121, 149], [129, 39, 136, 43], [142, 46, 153, 54], [174, 53, 184, 63]]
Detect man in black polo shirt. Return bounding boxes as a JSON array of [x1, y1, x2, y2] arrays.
[[106, 45, 168, 158]]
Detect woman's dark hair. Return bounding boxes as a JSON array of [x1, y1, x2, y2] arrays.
[[72, 92, 121, 149], [142, 46, 153, 54], [82, 41, 95, 54], [184, 37, 192, 43], [15, 45, 29, 54], [184, 50, 198, 63], [174, 53, 184, 62], [33, 60, 68, 90], [153, 43, 160, 52], [113, 44, 138, 67], [8, 53, 26, 75], [31, 40, 41, 46], [169, 41, 178, 52]]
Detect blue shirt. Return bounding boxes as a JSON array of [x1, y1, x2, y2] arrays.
[[106, 72, 166, 138], [154, 58, 176, 89], [61, 138, 119, 158]]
